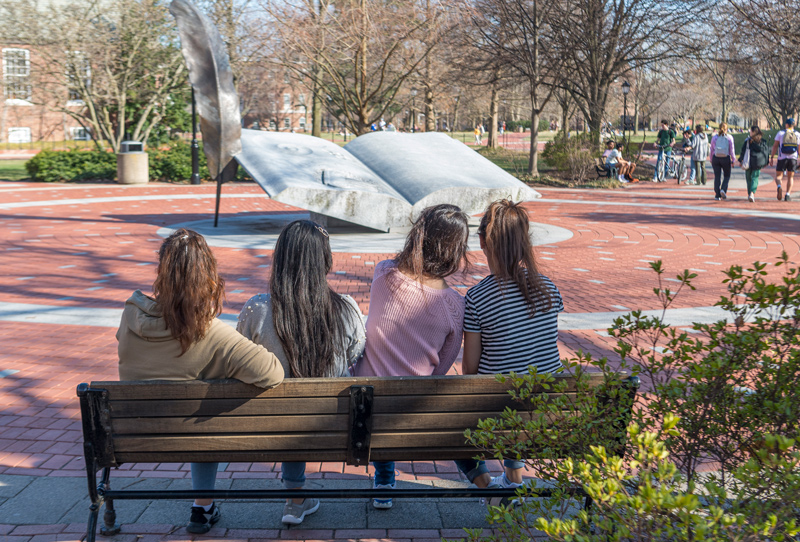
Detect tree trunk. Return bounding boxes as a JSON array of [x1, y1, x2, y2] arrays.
[[453, 98, 460, 132], [721, 83, 728, 125], [528, 108, 540, 176], [489, 83, 499, 148], [425, 85, 435, 132], [312, 78, 322, 137]]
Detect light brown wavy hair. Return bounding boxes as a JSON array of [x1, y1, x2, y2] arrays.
[[478, 199, 554, 315], [153, 228, 225, 355], [394, 204, 470, 280]]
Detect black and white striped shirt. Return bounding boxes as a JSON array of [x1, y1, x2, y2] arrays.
[[464, 274, 563, 375]]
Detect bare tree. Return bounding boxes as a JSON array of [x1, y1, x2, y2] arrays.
[[742, 42, 800, 127], [2, 0, 187, 152], [266, 0, 450, 135], [471, 0, 563, 176], [553, 0, 695, 138]]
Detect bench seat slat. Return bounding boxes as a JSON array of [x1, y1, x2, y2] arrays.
[[92, 374, 601, 401], [113, 447, 485, 464], [113, 430, 507, 453], [112, 411, 541, 435], [109, 394, 574, 418]]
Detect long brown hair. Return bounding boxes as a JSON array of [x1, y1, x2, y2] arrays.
[[153, 228, 225, 355], [270, 220, 357, 378], [394, 204, 470, 280], [478, 200, 553, 314], [718, 122, 728, 136]]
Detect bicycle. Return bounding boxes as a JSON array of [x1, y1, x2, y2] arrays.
[[675, 150, 692, 184], [654, 144, 677, 182]]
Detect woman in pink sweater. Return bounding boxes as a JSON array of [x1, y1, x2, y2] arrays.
[[355, 204, 472, 508]]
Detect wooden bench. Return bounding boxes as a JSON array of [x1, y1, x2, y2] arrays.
[[77, 374, 639, 540]]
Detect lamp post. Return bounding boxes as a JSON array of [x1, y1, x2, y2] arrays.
[[190, 87, 200, 185], [411, 88, 418, 133], [622, 81, 631, 144]]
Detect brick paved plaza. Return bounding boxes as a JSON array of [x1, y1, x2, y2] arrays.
[[0, 171, 798, 541]]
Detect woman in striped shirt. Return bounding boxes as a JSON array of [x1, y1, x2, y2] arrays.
[[462, 199, 564, 490]]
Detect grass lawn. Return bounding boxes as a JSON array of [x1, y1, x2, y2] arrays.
[[0, 160, 29, 181]]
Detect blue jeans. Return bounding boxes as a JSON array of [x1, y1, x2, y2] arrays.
[[372, 460, 491, 486], [653, 148, 670, 180], [191, 462, 219, 491], [281, 462, 306, 489]]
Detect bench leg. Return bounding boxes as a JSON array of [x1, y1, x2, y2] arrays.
[[86, 503, 100, 542], [97, 467, 121, 537], [100, 498, 121, 537]]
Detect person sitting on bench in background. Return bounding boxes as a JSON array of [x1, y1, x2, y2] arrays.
[[602, 140, 619, 178], [354, 204, 498, 508], [462, 200, 565, 500], [116, 228, 284, 534], [237, 220, 366, 526], [614, 142, 637, 182]]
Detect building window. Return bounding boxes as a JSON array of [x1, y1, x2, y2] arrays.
[[3, 48, 32, 102], [67, 53, 91, 104], [298, 93, 305, 104], [8, 127, 31, 143], [284, 118, 291, 130], [269, 120, 276, 130], [283, 93, 291, 109], [299, 117, 306, 130], [70, 127, 91, 141]]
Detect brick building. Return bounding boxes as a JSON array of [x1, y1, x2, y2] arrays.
[[1, 44, 90, 144]]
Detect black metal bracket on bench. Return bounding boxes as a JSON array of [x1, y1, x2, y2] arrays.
[[347, 385, 374, 466], [77, 384, 121, 542]]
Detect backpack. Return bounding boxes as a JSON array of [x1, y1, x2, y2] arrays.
[[781, 129, 799, 155], [714, 135, 730, 157]]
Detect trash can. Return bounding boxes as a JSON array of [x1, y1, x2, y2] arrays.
[[117, 140, 149, 184]]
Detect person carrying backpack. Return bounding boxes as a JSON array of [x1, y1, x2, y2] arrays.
[[710, 123, 735, 200], [769, 118, 797, 202], [738, 125, 770, 202], [691, 125, 710, 186]]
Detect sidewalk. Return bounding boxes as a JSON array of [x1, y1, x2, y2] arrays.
[[0, 474, 507, 541]]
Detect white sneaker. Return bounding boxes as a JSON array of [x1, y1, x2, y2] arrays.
[[281, 498, 320, 525], [720, 190, 727, 200], [372, 483, 395, 509], [486, 474, 523, 507], [748, 193, 755, 202]]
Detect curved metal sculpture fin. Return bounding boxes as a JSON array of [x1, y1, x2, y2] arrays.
[[169, 0, 241, 182]]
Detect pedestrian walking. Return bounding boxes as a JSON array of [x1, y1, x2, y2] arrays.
[[738, 126, 770, 202], [769, 118, 797, 202], [710, 123, 735, 200], [474, 126, 481, 144], [652, 119, 676, 182], [691, 125, 710, 186]]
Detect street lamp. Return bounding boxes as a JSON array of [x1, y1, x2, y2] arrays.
[[190, 87, 200, 185], [411, 88, 418, 133], [622, 81, 631, 143]]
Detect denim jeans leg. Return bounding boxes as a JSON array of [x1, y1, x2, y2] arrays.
[[453, 459, 489, 483], [711, 157, 723, 197], [281, 462, 306, 489], [503, 459, 525, 470], [372, 461, 395, 485], [191, 462, 219, 491], [653, 149, 664, 180], [721, 157, 732, 194]]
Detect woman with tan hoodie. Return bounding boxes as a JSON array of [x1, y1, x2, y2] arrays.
[[117, 228, 284, 534]]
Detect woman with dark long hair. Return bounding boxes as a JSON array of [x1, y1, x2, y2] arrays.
[[462, 199, 564, 493], [738, 125, 770, 202], [237, 220, 366, 525], [117, 228, 283, 534], [353, 204, 476, 508]]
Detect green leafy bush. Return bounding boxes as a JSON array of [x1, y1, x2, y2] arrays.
[[463, 255, 800, 542], [541, 132, 600, 183], [148, 140, 210, 182], [26, 149, 117, 182]]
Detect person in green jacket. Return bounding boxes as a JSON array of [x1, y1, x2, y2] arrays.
[[738, 125, 770, 202]]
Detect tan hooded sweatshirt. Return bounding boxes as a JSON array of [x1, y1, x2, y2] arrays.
[[117, 290, 284, 388]]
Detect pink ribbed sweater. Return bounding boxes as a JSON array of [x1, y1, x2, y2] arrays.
[[355, 260, 465, 377]]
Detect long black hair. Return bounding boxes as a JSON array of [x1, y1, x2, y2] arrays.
[[270, 220, 356, 378], [394, 204, 470, 280]]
